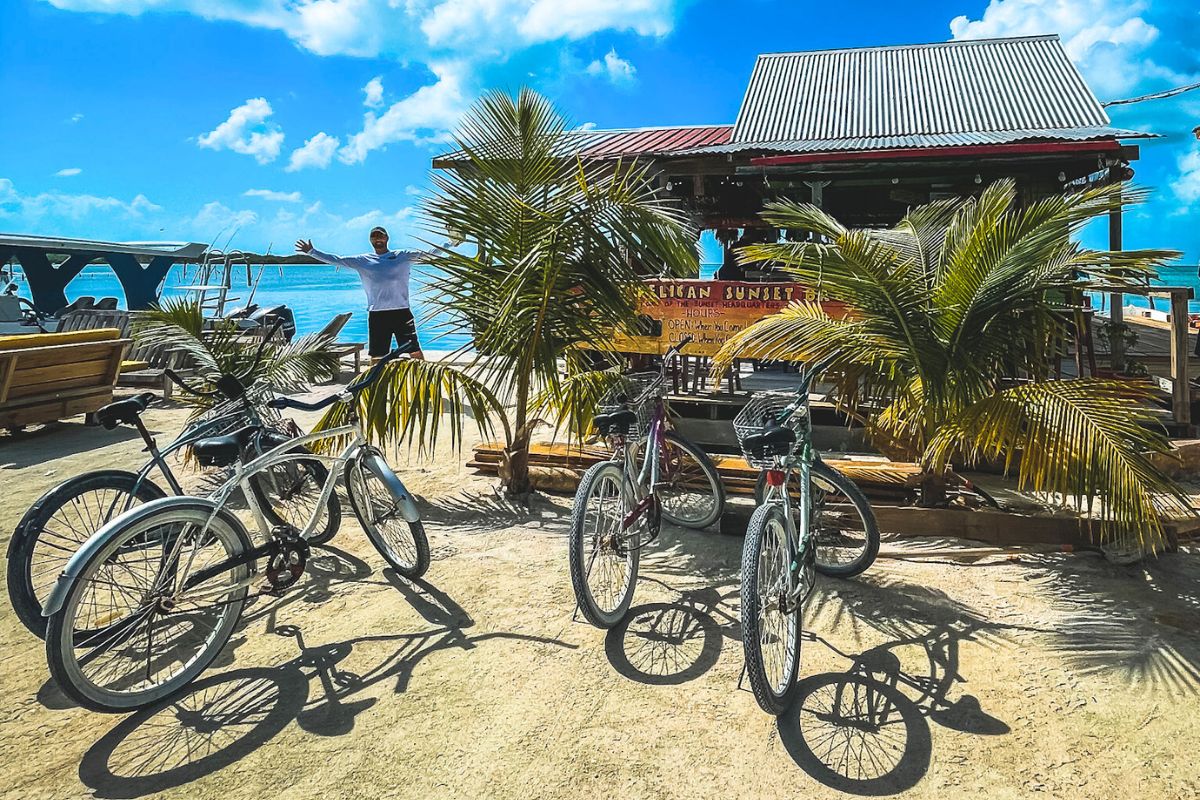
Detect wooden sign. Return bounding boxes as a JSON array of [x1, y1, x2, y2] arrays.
[[610, 279, 845, 357]]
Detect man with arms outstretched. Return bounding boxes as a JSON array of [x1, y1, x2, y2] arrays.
[[296, 226, 424, 360]]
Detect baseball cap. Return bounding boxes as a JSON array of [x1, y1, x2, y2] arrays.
[[370, 226, 388, 236]]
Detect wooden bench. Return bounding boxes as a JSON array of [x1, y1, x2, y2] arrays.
[[0, 328, 131, 430]]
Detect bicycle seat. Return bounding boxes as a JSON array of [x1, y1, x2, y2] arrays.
[[594, 408, 638, 435], [743, 424, 796, 459], [192, 426, 261, 468], [95, 393, 156, 430]]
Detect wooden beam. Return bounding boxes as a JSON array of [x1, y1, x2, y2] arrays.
[[1169, 288, 1192, 429]]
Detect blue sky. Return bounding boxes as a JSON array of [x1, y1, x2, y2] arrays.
[[0, 0, 1197, 264]]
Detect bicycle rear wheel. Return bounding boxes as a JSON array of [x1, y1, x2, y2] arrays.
[[741, 502, 803, 715], [45, 502, 252, 712], [657, 432, 725, 530], [346, 457, 429, 579], [8, 471, 167, 639], [250, 453, 341, 546], [569, 461, 639, 628], [754, 461, 879, 578]]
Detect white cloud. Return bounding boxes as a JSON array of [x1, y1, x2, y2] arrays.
[[405, 185, 424, 196], [0, 177, 161, 224], [69, 113, 83, 123], [1173, 144, 1200, 205], [586, 49, 636, 83], [197, 97, 285, 164], [339, 61, 470, 164], [55, 168, 82, 177], [189, 201, 258, 234], [286, 132, 340, 172], [949, 0, 1193, 97], [363, 76, 384, 108], [243, 189, 303, 202], [43, 0, 681, 65]]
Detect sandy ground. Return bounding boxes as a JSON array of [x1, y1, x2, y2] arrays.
[[1, 399, 1199, 800]]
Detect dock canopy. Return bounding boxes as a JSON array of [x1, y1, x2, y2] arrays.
[[0, 234, 207, 313]]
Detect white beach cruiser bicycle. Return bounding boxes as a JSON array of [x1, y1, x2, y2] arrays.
[[41, 349, 429, 712]]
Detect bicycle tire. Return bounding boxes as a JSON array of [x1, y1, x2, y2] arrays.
[[8, 471, 168, 640], [741, 502, 803, 715], [569, 461, 639, 628], [45, 500, 252, 712], [658, 432, 725, 530], [345, 459, 429, 579], [754, 462, 879, 578], [249, 455, 341, 546]]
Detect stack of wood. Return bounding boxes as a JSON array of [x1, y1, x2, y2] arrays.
[[469, 440, 922, 502]]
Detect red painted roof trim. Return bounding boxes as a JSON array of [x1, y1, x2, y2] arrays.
[[749, 139, 1122, 166]]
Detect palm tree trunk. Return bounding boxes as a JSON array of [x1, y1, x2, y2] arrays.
[[503, 367, 534, 496]]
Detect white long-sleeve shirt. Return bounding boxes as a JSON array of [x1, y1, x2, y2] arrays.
[[308, 247, 419, 311]]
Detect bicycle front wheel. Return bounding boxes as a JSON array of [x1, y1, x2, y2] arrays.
[[45, 502, 252, 712], [8, 471, 167, 640], [346, 457, 429, 579], [657, 432, 725, 529], [569, 461, 639, 628], [754, 461, 879, 578], [741, 502, 803, 715]]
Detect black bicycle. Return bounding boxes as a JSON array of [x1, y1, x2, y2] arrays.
[[6, 323, 337, 639]]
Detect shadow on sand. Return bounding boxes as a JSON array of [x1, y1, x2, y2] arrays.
[[75, 570, 575, 798], [772, 573, 1021, 795]]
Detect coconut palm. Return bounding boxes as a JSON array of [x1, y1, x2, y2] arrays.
[[712, 179, 1190, 551], [417, 88, 700, 495], [132, 297, 343, 413]]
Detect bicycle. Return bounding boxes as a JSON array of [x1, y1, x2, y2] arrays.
[[41, 348, 429, 712], [6, 326, 338, 639], [569, 336, 726, 628], [734, 361, 880, 715]]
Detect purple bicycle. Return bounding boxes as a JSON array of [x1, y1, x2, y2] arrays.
[[568, 337, 726, 628]]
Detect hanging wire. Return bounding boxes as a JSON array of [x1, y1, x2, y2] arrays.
[[1102, 80, 1200, 107]]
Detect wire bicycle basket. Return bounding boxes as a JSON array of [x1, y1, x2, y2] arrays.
[[596, 371, 664, 438], [733, 389, 810, 468]]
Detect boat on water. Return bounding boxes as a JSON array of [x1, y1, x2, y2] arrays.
[[0, 234, 297, 339]]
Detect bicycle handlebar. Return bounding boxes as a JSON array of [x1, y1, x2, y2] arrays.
[[267, 348, 407, 412]]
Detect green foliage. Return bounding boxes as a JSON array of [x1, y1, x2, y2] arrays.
[[714, 179, 1189, 548], [315, 358, 506, 455], [415, 88, 700, 492], [132, 297, 342, 413]]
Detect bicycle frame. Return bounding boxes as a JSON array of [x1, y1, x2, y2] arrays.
[[617, 397, 667, 530], [761, 444, 816, 608], [164, 422, 371, 605]]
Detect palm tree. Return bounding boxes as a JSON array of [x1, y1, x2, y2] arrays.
[[712, 179, 1190, 552], [418, 88, 700, 495], [133, 297, 343, 413]]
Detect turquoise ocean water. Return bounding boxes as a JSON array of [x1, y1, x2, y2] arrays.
[[13, 260, 1190, 344]]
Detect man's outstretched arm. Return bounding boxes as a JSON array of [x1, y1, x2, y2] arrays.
[[296, 239, 361, 269]]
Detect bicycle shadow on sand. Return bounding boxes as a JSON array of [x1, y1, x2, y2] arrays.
[[77, 573, 575, 799], [774, 573, 1019, 796]]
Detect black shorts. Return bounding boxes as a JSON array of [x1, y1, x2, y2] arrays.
[[368, 308, 421, 357]]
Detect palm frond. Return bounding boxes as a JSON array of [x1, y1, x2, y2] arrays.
[[927, 380, 1192, 548], [313, 358, 507, 456]]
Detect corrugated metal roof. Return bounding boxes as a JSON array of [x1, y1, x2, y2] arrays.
[[731, 35, 1114, 145], [680, 126, 1153, 156], [434, 123, 729, 163], [578, 125, 732, 158], [433, 125, 732, 165]]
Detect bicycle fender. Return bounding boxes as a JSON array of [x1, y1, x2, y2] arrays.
[[41, 496, 253, 617], [360, 452, 422, 523]]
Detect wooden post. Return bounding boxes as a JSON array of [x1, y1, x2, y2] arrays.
[[1170, 288, 1191, 430], [1109, 202, 1125, 372]]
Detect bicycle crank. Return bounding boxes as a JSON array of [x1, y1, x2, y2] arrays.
[[263, 527, 310, 593]]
